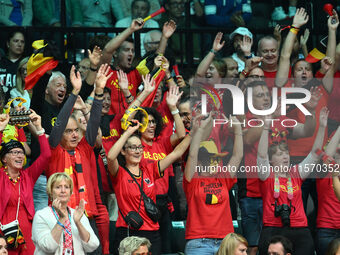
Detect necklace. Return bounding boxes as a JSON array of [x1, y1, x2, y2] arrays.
[[3, 168, 20, 183]]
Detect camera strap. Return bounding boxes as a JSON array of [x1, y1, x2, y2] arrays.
[[274, 175, 293, 200]]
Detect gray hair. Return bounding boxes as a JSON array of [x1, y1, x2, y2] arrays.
[[118, 236, 151, 255], [47, 71, 66, 88]]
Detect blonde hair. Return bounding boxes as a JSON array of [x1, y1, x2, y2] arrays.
[[216, 233, 248, 255], [15, 57, 29, 95], [46, 172, 73, 200]]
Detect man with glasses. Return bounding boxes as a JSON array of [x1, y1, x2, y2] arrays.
[[77, 58, 91, 81], [143, 30, 162, 55]]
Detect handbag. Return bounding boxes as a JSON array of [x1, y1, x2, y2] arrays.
[[0, 182, 25, 249], [119, 189, 144, 230], [123, 166, 161, 223]]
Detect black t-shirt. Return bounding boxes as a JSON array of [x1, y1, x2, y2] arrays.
[[0, 57, 21, 101]]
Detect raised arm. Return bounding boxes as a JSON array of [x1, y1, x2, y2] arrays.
[[83, 46, 102, 93], [184, 114, 213, 182], [291, 86, 320, 138], [298, 107, 328, 179], [101, 18, 145, 65], [276, 8, 309, 87], [85, 64, 112, 146], [227, 117, 244, 178], [300, 28, 310, 58], [257, 117, 271, 180], [49, 66, 81, 148], [167, 86, 185, 146], [196, 32, 225, 77], [107, 121, 140, 177], [126, 74, 155, 121], [157, 20, 177, 55]]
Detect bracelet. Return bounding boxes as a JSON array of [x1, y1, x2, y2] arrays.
[[125, 94, 133, 99], [87, 96, 94, 101], [245, 55, 252, 59], [95, 92, 104, 97], [84, 111, 90, 115], [90, 66, 98, 72], [36, 128, 45, 136], [290, 28, 299, 35], [241, 69, 249, 77], [210, 49, 218, 55], [166, 77, 174, 83], [171, 109, 179, 115]]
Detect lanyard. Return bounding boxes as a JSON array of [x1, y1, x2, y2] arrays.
[[51, 207, 72, 236], [274, 175, 293, 200]]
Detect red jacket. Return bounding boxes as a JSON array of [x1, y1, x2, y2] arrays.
[[0, 134, 51, 220]]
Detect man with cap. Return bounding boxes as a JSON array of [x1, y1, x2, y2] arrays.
[[230, 27, 254, 72]]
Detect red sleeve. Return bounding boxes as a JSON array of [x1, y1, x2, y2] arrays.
[[28, 135, 51, 183], [17, 127, 27, 142]]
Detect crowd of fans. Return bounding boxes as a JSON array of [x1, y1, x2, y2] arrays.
[[0, 1, 340, 255]]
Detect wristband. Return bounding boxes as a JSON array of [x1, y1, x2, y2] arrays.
[[171, 109, 179, 115], [210, 49, 218, 55], [125, 94, 132, 99], [95, 92, 104, 97], [241, 69, 249, 77], [84, 111, 90, 115], [90, 67, 98, 72], [290, 28, 299, 35], [166, 77, 174, 83], [245, 55, 252, 59], [36, 128, 45, 136], [87, 96, 94, 101], [121, 106, 149, 133]]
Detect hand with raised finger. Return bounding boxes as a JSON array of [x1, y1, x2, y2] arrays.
[[162, 20, 177, 39], [88, 45, 102, 69], [212, 32, 225, 52], [70, 65, 82, 94]]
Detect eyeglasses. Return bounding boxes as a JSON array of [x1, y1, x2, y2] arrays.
[[180, 112, 191, 118], [126, 145, 144, 152], [148, 119, 156, 126], [248, 75, 265, 79], [8, 150, 25, 156], [64, 128, 79, 135]]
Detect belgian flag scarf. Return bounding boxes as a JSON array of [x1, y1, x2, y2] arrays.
[[64, 148, 93, 217]]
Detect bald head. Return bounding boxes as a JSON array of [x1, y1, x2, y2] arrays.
[[144, 30, 162, 53], [257, 36, 279, 70]]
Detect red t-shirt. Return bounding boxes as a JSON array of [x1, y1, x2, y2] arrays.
[[260, 168, 307, 227], [316, 176, 340, 229], [141, 136, 173, 195], [263, 67, 291, 90], [102, 114, 123, 154], [184, 175, 236, 239], [242, 114, 293, 198], [111, 162, 161, 231], [328, 71, 340, 122], [287, 84, 329, 157], [106, 68, 142, 115], [156, 93, 174, 138]]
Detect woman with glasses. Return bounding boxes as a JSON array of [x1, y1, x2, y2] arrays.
[[107, 113, 190, 255], [10, 57, 30, 109], [0, 110, 50, 255]]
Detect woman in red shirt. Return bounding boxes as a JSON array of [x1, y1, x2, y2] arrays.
[[184, 114, 243, 255], [256, 108, 328, 255], [107, 121, 190, 255], [0, 110, 50, 255]]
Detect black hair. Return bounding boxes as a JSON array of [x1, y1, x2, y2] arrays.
[[269, 236, 293, 254], [88, 35, 111, 52], [104, 87, 111, 95], [6, 30, 25, 54], [135, 107, 164, 138]]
